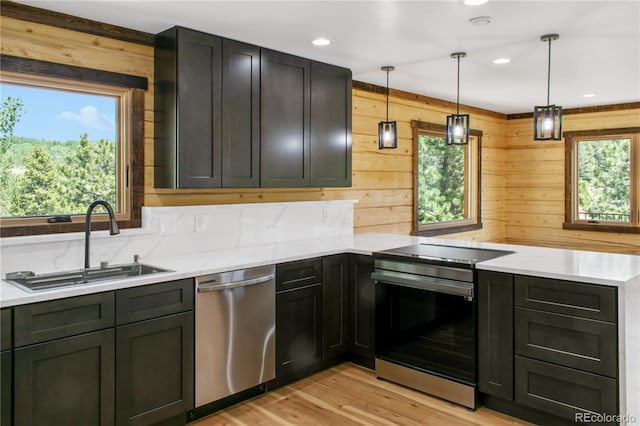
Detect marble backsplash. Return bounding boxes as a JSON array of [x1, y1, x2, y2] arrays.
[[0, 200, 356, 275]]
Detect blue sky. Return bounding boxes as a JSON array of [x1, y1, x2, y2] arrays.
[[0, 83, 117, 142]]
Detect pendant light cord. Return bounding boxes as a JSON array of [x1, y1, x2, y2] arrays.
[[386, 68, 390, 121], [456, 54, 461, 115], [546, 37, 551, 106]]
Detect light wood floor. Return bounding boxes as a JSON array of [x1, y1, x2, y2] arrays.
[[192, 363, 534, 426]]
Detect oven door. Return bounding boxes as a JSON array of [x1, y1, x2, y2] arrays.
[[374, 271, 476, 386]]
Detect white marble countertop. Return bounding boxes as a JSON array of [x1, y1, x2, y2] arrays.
[[1, 232, 639, 308]]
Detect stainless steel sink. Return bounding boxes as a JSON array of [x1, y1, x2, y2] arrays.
[[4, 262, 173, 292]]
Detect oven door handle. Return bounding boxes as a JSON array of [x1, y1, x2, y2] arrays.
[[372, 270, 473, 298]]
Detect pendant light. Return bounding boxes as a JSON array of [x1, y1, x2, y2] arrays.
[[378, 66, 397, 149], [446, 52, 470, 145], [534, 34, 562, 140]]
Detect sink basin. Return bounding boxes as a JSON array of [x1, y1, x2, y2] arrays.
[[4, 262, 173, 292]]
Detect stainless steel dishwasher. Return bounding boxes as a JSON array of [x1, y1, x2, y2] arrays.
[[195, 265, 275, 407]]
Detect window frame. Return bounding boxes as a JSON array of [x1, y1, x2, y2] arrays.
[[0, 55, 146, 237], [411, 120, 483, 236], [563, 127, 640, 234]]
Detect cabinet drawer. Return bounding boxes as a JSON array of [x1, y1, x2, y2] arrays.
[[1, 308, 11, 351], [116, 279, 194, 325], [14, 292, 115, 347], [276, 258, 322, 292], [515, 308, 617, 378], [515, 276, 616, 322], [515, 356, 618, 422]]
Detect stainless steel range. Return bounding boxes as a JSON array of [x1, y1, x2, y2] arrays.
[[372, 243, 513, 409]]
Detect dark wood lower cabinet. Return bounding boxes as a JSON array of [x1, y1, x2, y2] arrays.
[[116, 312, 194, 426], [1, 351, 11, 426], [275, 284, 322, 385], [322, 254, 349, 359], [348, 254, 375, 368], [478, 270, 514, 400], [14, 329, 115, 426]]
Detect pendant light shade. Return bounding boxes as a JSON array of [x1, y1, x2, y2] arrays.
[[378, 66, 397, 149], [446, 52, 470, 145], [534, 34, 562, 140]]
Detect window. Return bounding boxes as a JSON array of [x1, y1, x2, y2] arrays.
[[564, 128, 640, 233], [412, 120, 482, 235], [1, 73, 127, 220], [0, 55, 146, 237]]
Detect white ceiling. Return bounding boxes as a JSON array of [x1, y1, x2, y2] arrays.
[[13, 0, 640, 114]]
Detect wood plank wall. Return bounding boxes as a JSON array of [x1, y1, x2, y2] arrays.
[[505, 110, 640, 254], [3, 14, 637, 254]]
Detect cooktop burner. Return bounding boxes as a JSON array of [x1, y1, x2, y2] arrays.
[[377, 243, 514, 265]]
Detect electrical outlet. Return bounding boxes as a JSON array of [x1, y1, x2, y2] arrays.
[[195, 214, 209, 232], [158, 215, 176, 235], [322, 207, 329, 222]]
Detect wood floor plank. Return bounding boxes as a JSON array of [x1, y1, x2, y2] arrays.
[[191, 363, 533, 426]]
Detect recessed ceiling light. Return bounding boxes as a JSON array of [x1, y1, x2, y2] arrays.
[[469, 16, 492, 26], [582, 93, 596, 98], [493, 58, 511, 64], [312, 38, 331, 46], [464, 0, 489, 5]]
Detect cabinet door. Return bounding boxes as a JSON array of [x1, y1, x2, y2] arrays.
[[310, 62, 352, 187], [177, 28, 222, 188], [322, 254, 349, 359], [1, 351, 11, 426], [478, 271, 514, 400], [116, 312, 194, 426], [1, 308, 11, 351], [222, 39, 260, 187], [275, 284, 322, 384], [261, 50, 310, 187], [14, 329, 115, 426], [348, 254, 375, 368]]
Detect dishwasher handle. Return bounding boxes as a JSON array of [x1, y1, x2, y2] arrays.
[[197, 274, 275, 292]]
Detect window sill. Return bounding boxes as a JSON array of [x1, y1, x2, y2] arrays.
[[562, 222, 640, 234], [0, 221, 151, 246], [414, 223, 483, 237], [1, 219, 142, 238]]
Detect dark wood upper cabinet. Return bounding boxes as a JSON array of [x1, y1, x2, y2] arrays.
[[261, 49, 311, 187], [222, 39, 260, 188], [155, 27, 223, 188], [156, 26, 351, 189], [310, 62, 352, 187]]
